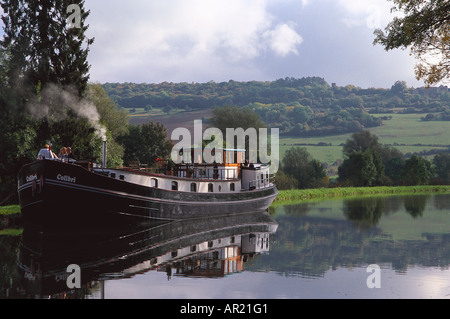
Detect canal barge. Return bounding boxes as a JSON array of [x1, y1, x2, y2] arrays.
[[17, 147, 278, 225]]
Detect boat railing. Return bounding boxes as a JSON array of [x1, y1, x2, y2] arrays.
[[248, 174, 275, 190], [176, 165, 238, 180], [118, 164, 240, 180]]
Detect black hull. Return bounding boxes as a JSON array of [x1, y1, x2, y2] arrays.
[[17, 160, 278, 226]]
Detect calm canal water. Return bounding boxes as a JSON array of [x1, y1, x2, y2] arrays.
[[1, 193, 449, 299]]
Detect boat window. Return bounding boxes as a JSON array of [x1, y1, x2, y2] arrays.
[[230, 183, 235, 191], [151, 178, 158, 188], [208, 241, 214, 248], [171, 181, 178, 191], [208, 183, 213, 192], [236, 151, 244, 164], [119, 175, 125, 180], [110, 173, 116, 178], [171, 251, 178, 258], [190, 183, 197, 192]]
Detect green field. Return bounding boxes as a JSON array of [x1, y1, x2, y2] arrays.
[[280, 113, 450, 166]]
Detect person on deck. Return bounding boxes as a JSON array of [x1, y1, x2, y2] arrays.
[[37, 144, 56, 160], [66, 147, 75, 160], [58, 147, 67, 159]]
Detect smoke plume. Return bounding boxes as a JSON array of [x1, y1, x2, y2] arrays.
[[27, 83, 107, 141]]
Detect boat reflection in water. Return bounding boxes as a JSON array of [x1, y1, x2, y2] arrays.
[[17, 210, 278, 298]]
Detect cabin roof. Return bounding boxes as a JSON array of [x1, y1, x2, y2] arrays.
[[188, 147, 246, 152]]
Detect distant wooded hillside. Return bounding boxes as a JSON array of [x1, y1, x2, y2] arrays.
[[102, 77, 450, 136]]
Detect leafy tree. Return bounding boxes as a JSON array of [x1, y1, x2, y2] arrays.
[[208, 105, 266, 160], [379, 145, 404, 185], [0, 0, 96, 158], [390, 80, 408, 95], [274, 170, 298, 190], [338, 151, 378, 187], [282, 147, 328, 189], [118, 125, 142, 166], [1, 0, 94, 95], [341, 130, 410, 186], [343, 130, 381, 158], [0, 1, 108, 204], [403, 155, 432, 185], [86, 84, 129, 167], [118, 121, 173, 167], [373, 0, 450, 86], [432, 153, 450, 184], [209, 105, 266, 133], [384, 157, 406, 185], [87, 84, 129, 139]]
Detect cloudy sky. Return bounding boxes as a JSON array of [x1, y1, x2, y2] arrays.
[[16, 1, 429, 88]]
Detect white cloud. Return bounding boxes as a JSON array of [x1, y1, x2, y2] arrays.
[[337, 0, 393, 29], [265, 23, 303, 57], [86, 0, 303, 83], [79, 0, 423, 88]]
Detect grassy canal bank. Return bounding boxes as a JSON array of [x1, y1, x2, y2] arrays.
[[0, 205, 22, 230], [272, 185, 450, 207], [1, 185, 449, 229]]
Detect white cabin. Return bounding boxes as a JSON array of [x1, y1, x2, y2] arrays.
[[94, 147, 273, 194]]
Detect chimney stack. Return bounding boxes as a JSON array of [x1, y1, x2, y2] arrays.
[[102, 138, 107, 168]]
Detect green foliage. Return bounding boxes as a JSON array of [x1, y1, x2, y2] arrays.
[[343, 130, 381, 157], [87, 84, 129, 138], [0, 205, 20, 215], [0, 1, 132, 203], [0, 228, 22, 236], [1, 0, 94, 95], [338, 130, 440, 187], [373, 0, 450, 86], [274, 170, 298, 190], [340, 130, 390, 186], [209, 105, 266, 132], [403, 155, 433, 186], [338, 151, 383, 187], [118, 121, 173, 167], [433, 153, 450, 184], [384, 157, 406, 185], [208, 105, 266, 160], [103, 78, 450, 138], [281, 147, 328, 189], [85, 84, 129, 167], [103, 78, 383, 136]]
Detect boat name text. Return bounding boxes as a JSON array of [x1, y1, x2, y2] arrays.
[[57, 174, 76, 183], [26, 174, 37, 182]]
